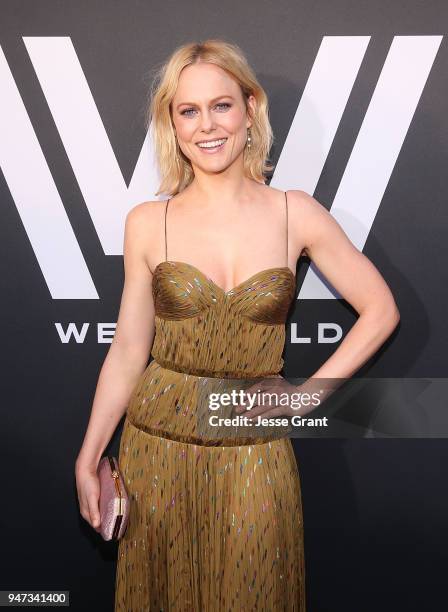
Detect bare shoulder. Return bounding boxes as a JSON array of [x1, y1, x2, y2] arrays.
[[126, 199, 167, 226], [285, 189, 328, 220], [285, 189, 335, 256], [124, 200, 168, 271]]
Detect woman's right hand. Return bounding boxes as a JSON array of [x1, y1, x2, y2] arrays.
[[75, 463, 102, 533]]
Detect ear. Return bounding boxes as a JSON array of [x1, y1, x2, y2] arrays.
[[246, 94, 257, 129]]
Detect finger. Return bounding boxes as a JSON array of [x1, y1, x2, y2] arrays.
[[234, 400, 260, 415], [234, 402, 251, 413], [249, 407, 286, 420], [239, 380, 268, 400], [87, 497, 101, 528], [246, 405, 281, 420], [244, 392, 280, 418], [233, 391, 250, 412], [79, 496, 91, 522], [235, 384, 266, 409]]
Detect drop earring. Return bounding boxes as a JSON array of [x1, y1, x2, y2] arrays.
[[247, 127, 252, 151]]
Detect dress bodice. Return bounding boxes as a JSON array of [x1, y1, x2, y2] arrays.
[[151, 260, 296, 378], [148, 190, 295, 378], [126, 191, 296, 445]]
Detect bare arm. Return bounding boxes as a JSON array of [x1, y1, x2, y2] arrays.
[[75, 203, 156, 472], [289, 190, 400, 402]]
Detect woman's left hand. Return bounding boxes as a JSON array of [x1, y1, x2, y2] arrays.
[[232, 376, 303, 420]]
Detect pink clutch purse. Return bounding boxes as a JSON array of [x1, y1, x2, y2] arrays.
[[97, 456, 130, 541]]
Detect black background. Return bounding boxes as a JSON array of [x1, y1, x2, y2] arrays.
[[1, 1, 447, 610]]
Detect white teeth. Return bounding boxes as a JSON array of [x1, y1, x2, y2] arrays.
[[197, 138, 227, 148]]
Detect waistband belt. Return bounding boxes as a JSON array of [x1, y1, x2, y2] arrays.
[[152, 357, 279, 379]]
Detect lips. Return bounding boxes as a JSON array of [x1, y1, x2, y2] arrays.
[[196, 137, 228, 146], [196, 138, 228, 153]]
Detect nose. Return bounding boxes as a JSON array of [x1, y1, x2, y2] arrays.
[[199, 107, 215, 132]]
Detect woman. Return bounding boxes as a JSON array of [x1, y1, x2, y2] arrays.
[[75, 39, 400, 610]]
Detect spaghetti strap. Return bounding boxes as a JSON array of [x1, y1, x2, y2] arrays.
[[164, 198, 170, 261], [285, 191, 289, 266]]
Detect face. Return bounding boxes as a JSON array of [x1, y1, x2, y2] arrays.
[[171, 62, 256, 174]]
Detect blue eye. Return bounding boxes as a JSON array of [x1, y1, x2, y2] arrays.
[[180, 102, 231, 117]]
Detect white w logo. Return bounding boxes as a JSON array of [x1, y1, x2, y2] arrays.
[[0, 36, 443, 299]]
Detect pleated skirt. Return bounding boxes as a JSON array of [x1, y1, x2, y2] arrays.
[[114, 417, 306, 611]]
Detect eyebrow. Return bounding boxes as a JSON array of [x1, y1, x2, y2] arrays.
[[176, 95, 235, 110]]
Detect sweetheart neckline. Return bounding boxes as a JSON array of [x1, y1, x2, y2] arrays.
[[153, 260, 296, 296]]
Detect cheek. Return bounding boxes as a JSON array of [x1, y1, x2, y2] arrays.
[[222, 110, 245, 132], [175, 122, 195, 142]]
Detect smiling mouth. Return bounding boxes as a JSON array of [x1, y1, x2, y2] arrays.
[[196, 137, 228, 152]]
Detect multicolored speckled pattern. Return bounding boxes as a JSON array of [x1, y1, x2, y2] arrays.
[[114, 192, 306, 610]]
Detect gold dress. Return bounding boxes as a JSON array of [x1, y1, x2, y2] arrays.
[[114, 192, 306, 611]]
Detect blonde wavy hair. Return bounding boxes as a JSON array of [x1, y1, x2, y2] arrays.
[[145, 39, 275, 196]]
